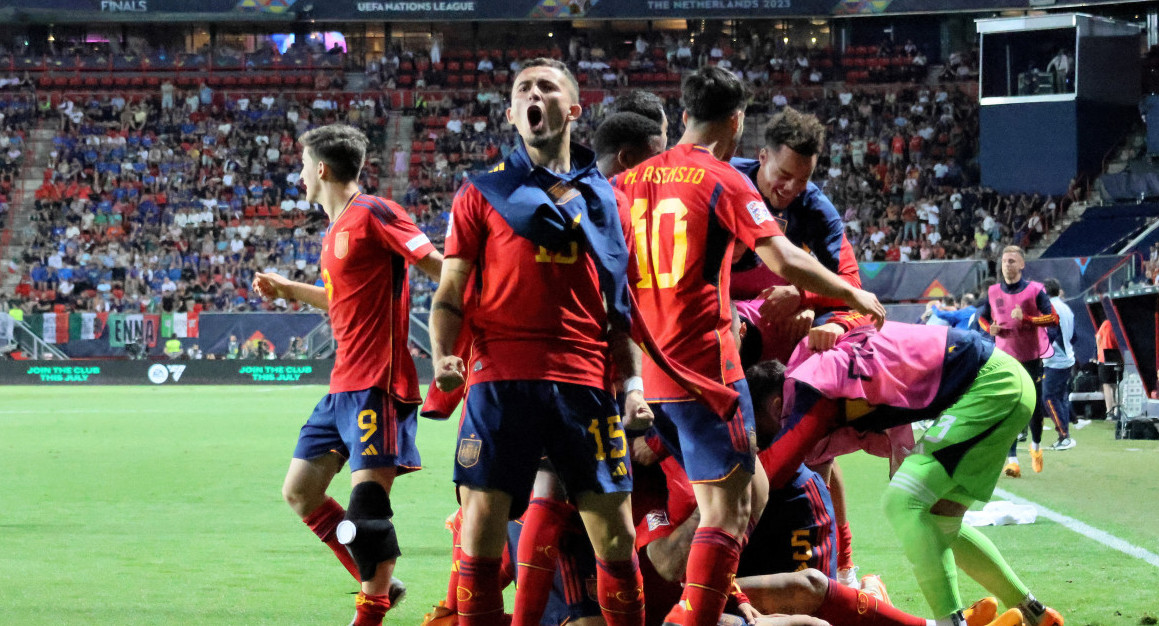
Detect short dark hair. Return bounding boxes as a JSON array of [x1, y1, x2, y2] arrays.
[[517, 57, 579, 103], [745, 359, 786, 410], [1043, 278, 1062, 297], [737, 315, 764, 371], [941, 295, 957, 307], [298, 124, 368, 184], [609, 90, 665, 126], [764, 107, 825, 157], [681, 66, 751, 124], [593, 112, 661, 158]]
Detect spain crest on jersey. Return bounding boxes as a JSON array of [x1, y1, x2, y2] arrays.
[[457, 437, 481, 468], [335, 231, 350, 259]]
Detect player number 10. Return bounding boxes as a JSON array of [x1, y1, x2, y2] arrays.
[[630, 197, 689, 289], [588, 415, 627, 461]]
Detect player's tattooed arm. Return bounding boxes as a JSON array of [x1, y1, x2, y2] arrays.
[[432, 301, 464, 318]]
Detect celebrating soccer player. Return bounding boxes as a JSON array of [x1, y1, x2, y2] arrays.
[[613, 66, 884, 626], [747, 316, 1064, 626], [252, 124, 443, 626], [731, 107, 876, 589], [429, 58, 650, 626]]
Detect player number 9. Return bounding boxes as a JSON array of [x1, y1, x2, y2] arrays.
[[358, 409, 378, 443]]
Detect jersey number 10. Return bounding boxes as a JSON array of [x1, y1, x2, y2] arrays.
[[631, 198, 689, 289]]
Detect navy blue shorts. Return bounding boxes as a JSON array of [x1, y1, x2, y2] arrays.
[[649, 379, 757, 482], [507, 515, 600, 625], [737, 465, 837, 578], [293, 387, 421, 473], [455, 380, 632, 518]]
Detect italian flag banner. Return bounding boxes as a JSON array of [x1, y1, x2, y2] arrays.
[[29, 313, 70, 344], [160, 311, 200, 338], [68, 312, 102, 341]]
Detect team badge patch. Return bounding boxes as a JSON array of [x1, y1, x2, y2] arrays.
[[457, 437, 482, 468], [645, 510, 670, 531], [547, 180, 581, 206], [746, 200, 771, 225], [335, 231, 350, 259]]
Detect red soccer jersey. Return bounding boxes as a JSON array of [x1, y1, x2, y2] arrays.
[[614, 144, 784, 401], [444, 182, 611, 388], [321, 193, 435, 399]]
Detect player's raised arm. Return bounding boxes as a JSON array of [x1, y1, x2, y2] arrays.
[[252, 271, 329, 310], [413, 250, 444, 281], [429, 257, 473, 391], [752, 236, 885, 325]]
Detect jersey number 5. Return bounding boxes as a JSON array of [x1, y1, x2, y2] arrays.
[[631, 198, 689, 289]]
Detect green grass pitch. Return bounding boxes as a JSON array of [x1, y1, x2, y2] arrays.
[[1, 386, 1157, 625]]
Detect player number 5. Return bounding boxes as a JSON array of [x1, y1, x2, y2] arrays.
[[588, 415, 627, 461], [791, 529, 814, 571], [630, 197, 689, 289]]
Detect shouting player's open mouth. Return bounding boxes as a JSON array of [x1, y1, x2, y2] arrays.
[[526, 105, 545, 133]]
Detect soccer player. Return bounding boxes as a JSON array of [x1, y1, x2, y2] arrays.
[[631, 439, 999, 626], [747, 318, 1064, 626], [614, 66, 885, 626], [594, 112, 665, 178], [729, 107, 862, 324], [497, 100, 668, 626], [1041, 278, 1076, 450], [429, 58, 649, 626], [735, 296, 912, 591], [253, 124, 443, 626], [975, 245, 1059, 476], [608, 89, 669, 148], [730, 107, 868, 589]]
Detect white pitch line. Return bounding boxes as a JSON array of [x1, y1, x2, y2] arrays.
[[993, 487, 1159, 568], [0, 409, 157, 415]]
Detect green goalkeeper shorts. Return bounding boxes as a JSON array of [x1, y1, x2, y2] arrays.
[[909, 348, 1034, 503]]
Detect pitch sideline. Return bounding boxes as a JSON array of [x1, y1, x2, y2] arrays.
[[993, 487, 1159, 568]]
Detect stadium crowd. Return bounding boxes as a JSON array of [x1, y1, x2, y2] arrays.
[[1, 33, 1041, 320]]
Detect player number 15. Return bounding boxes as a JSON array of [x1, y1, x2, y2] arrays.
[[588, 415, 627, 462]]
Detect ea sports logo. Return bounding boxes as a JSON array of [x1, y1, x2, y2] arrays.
[[147, 364, 186, 384], [148, 364, 168, 384]]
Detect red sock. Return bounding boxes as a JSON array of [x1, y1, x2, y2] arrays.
[[446, 508, 464, 611], [351, 591, 391, 626], [457, 554, 505, 626], [596, 555, 645, 626], [500, 541, 515, 590], [303, 496, 360, 582], [674, 527, 741, 626], [813, 579, 927, 626], [512, 498, 574, 626], [837, 521, 855, 571]]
